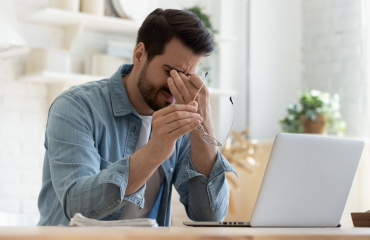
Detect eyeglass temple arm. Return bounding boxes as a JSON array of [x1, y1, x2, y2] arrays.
[[223, 97, 236, 146], [193, 72, 208, 102], [193, 73, 235, 147]]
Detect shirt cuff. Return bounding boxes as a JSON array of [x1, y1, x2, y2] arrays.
[[98, 154, 146, 209], [174, 149, 238, 189]]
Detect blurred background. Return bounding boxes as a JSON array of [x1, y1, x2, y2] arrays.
[[0, 0, 369, 227]]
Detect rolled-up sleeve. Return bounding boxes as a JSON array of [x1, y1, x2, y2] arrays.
[[47, 95, 144, 221], [173, 136, 238, 221]]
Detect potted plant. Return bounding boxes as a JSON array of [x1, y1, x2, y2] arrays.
[[279, 90, 346, 135]]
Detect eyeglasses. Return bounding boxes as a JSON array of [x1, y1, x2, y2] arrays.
[[193, 72, 236, 147]]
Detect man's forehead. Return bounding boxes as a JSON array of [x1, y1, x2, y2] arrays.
[[160, 38, 203, 74]]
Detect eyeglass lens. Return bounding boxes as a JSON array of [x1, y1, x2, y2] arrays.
[[202, 135, 222, 146], [196, 124, 222, 146]]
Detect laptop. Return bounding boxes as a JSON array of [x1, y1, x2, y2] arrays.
[[184, 133, 364, 227]]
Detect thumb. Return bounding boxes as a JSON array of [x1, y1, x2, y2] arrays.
[[189, 101, 198, 107]]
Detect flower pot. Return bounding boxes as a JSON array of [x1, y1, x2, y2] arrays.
[[301, 114, 326, 134]]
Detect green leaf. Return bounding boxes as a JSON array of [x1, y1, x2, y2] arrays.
[[279, 89, 346, 135]]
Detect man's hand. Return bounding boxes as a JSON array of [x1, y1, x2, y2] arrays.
[[167, 70, 212, 133], [146, 104, 203, 162], [167, 69, 217, 178], [126, 104, 202, 196]]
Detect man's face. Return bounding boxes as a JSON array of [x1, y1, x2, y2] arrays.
[[137, 38, 203, 111]]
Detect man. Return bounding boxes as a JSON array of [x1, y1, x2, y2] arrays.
[[38, 8, 237, 226]]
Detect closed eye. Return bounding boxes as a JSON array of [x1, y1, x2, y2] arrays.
[[164, 68, 191, 78]]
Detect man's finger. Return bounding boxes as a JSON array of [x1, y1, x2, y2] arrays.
[[170, 70, 191, 102], [188, 101, 198, 107], [189, 74, 205, 89], [166, 117, 202, 133], [169, 118, 201, 139], [179, 72, 198, 96], [168, 78, 184, 104], [156, 104, 197, 117], [162, 111, 201, 124]]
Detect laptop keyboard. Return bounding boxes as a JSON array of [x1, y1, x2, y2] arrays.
[[221, 222, 249, 225]]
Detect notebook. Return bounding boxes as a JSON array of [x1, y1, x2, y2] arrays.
[[69, 213, 158, 227]]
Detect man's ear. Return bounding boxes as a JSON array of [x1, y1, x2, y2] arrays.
[[133, 42, 147, 66]]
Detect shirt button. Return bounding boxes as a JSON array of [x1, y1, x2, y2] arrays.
[[169, 168, 174, 173]]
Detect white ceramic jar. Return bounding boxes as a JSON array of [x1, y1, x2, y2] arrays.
[[85, 54, 130, 76], [26, 48, 71, 74], [80, 0, 105, 16], [49, 0, 80, 12]]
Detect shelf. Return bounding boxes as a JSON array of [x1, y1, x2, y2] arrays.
[[20, 8, 140, 36], [21, 8, 238, 42], [18, 71, 106, 84], [18, 71, 237, 97], [0, 46, 29, 59]]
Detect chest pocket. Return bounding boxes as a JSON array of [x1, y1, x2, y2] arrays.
[[100, 156, 111, 170]]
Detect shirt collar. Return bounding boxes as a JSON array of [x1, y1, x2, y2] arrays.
[[109, 64, 141, 117]]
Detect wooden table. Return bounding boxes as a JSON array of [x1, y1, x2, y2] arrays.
[[1, 227, 370, 240]]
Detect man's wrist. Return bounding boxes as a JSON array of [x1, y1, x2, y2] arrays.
[[143, 140, 169, 164]]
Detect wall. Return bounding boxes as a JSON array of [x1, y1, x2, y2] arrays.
[[0, 0, 247, 216], [0, 0, 50, 214], [217, 0, 248, 140], [158, 0, 248, 141], [0, 0, 135, 215], [249, 0, 302, 140], [302, 0, 366, 136]]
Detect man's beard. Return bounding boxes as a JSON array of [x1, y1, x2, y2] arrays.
[[137, 63, 173, 111]]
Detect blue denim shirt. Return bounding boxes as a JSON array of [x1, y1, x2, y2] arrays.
[[37, 64, 237, 226]]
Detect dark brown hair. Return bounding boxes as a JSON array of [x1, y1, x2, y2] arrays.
[[136, 8, 215, 63]]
